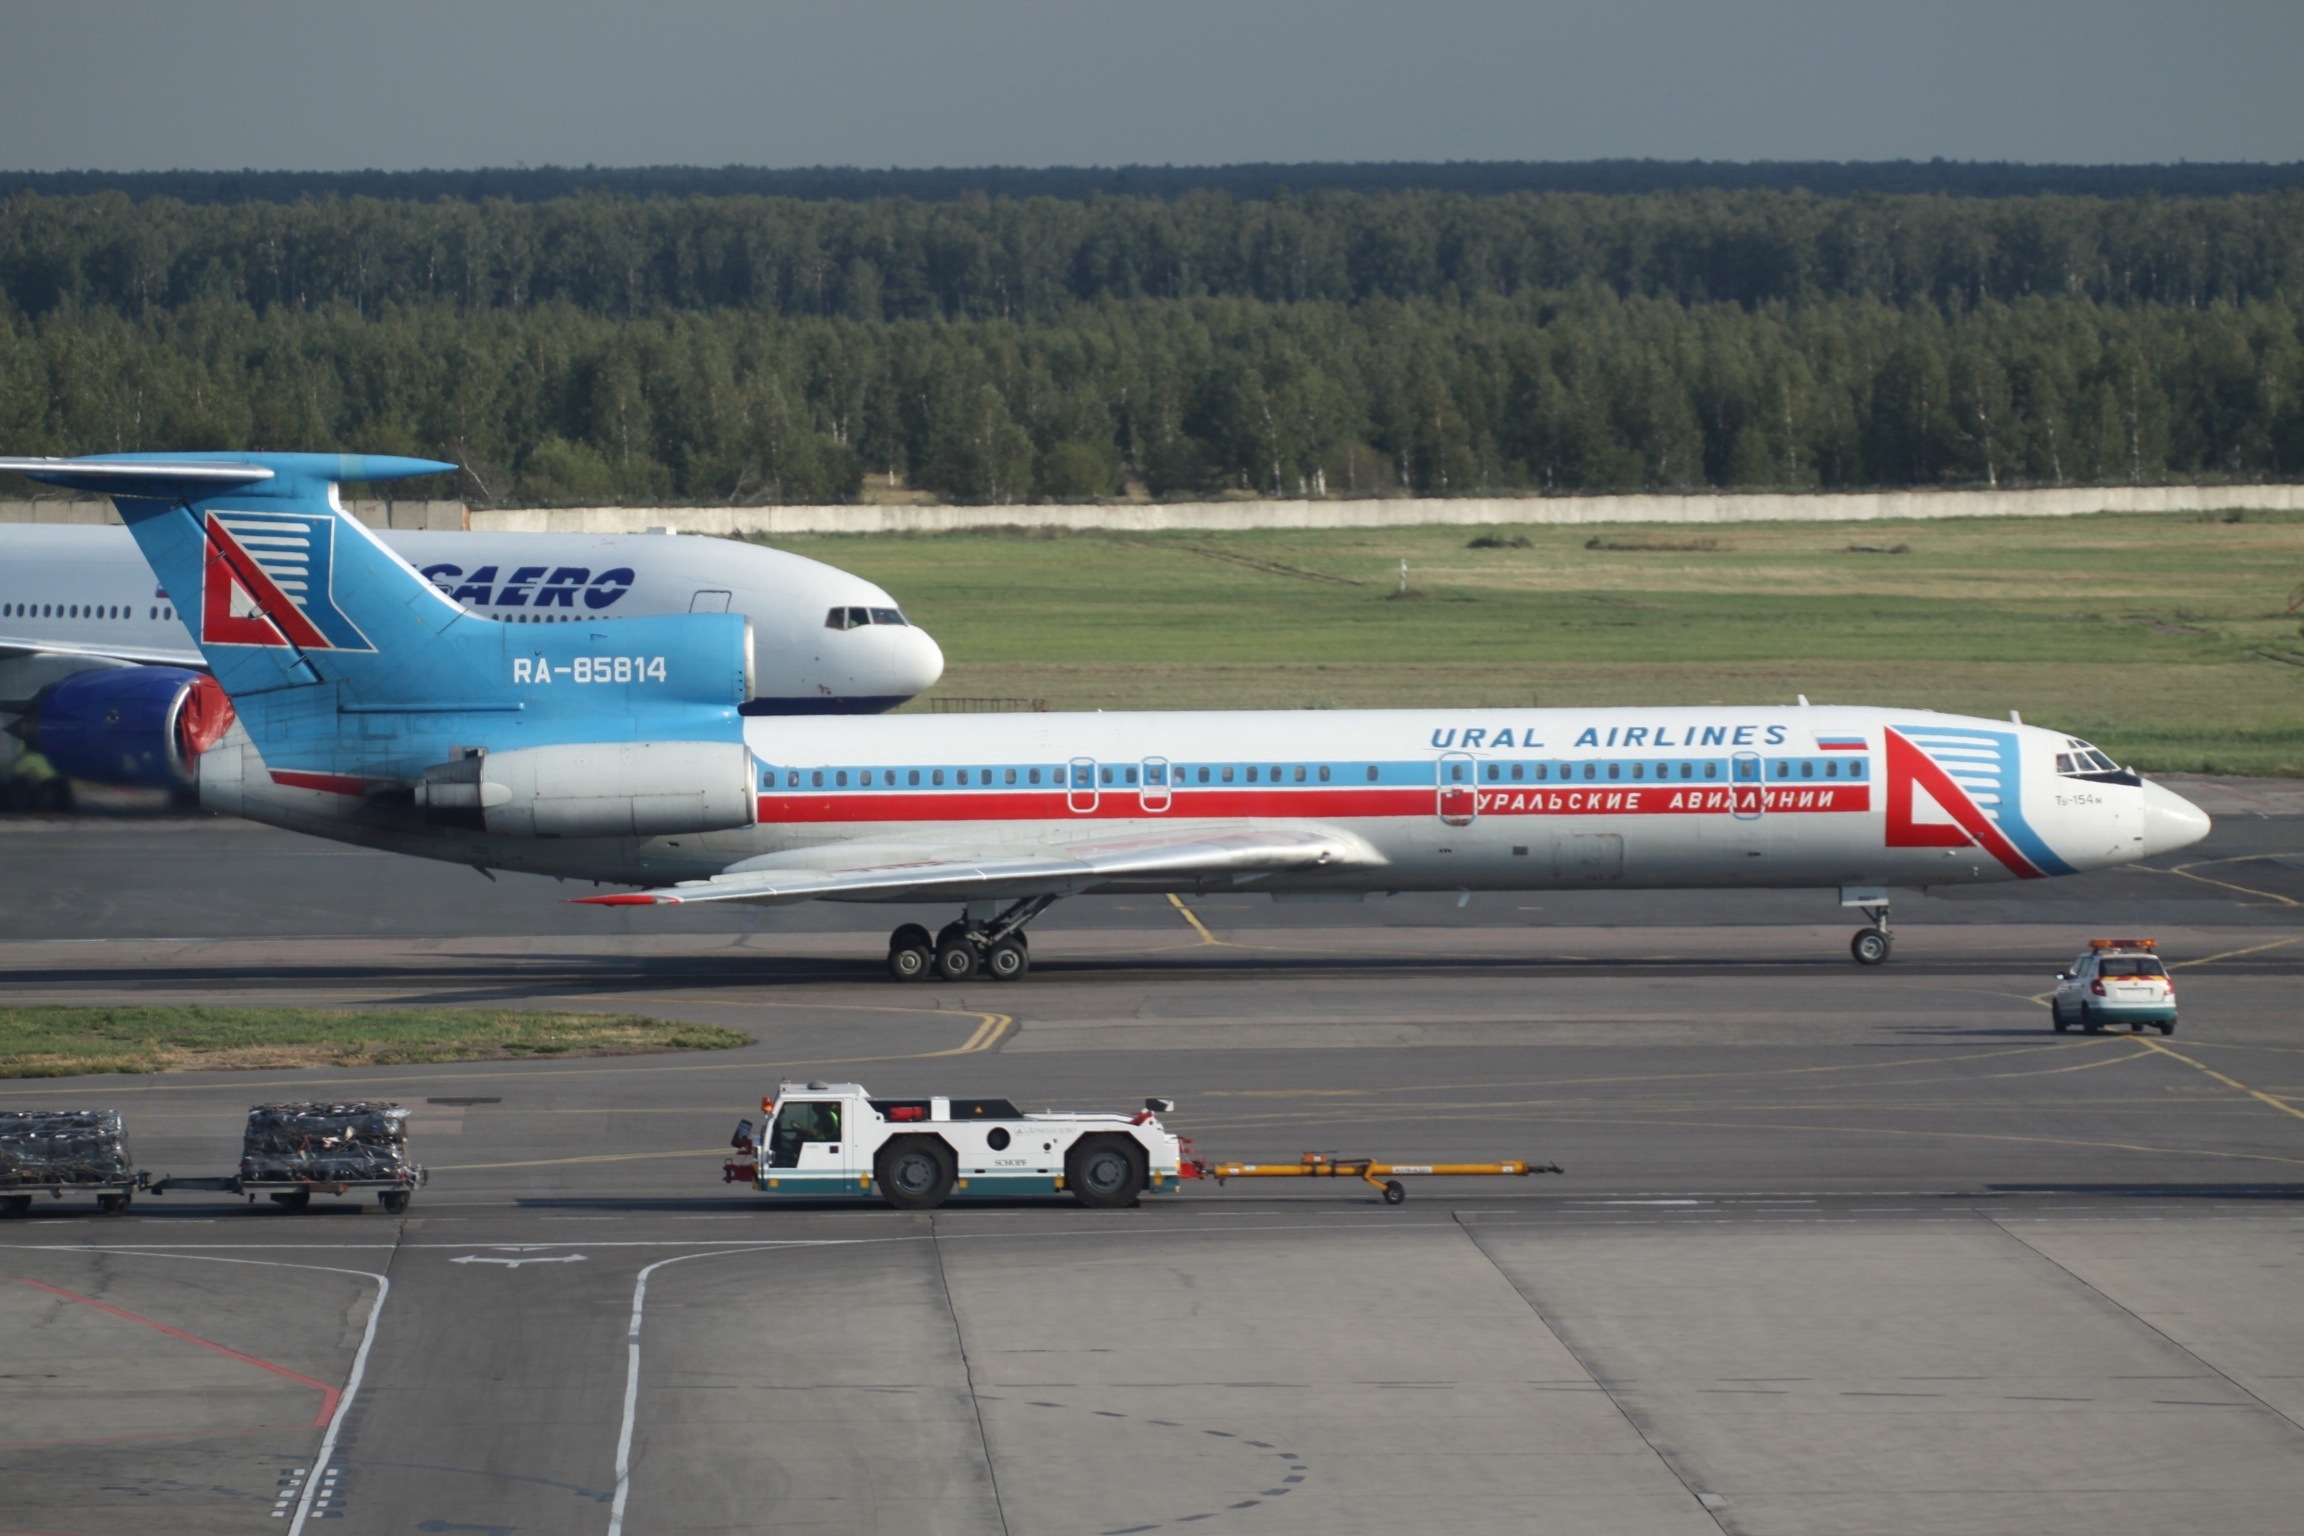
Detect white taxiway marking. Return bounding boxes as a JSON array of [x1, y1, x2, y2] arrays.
[[451, 1253, 588, 1269]]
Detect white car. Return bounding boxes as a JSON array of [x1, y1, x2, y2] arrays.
[[2051, 940, 2177, 1035]]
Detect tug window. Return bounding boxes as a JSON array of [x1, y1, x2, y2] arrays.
[[766, 1101, 842, 1168]]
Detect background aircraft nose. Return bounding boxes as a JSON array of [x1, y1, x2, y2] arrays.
[[898, 625, 945, 695], [2139, 779, 2212, 856]]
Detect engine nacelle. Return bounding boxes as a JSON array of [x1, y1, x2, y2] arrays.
[[8, 666, 236, 788], [415, 741, 757, 839]]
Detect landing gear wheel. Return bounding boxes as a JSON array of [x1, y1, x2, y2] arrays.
[[1066, 1136, 1146, 1209], [378, 1190, 412, 1215], [935, 939, 979, 981], [1, 1194, 31, 1218], [983, 939, 1030, 981], [891, 923, 932, 952], [1381, 1180, 1407, 1206], [1850, 927, 1892, 966], [875, 1138, 956, 1210], [888, 943, 932, 981], [935, 921, 970, 951], [96, 1191, 130, 1216], [2051, 1000, 2070, 1033], [269, 1189, 312, 1213]]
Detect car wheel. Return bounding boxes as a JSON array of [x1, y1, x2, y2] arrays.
[[2050, 1000, 2069, 1033], [2159, 1020, 2176, 1036], [2080, 1005, 2104, 1035]]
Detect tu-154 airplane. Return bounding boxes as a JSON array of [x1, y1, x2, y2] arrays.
[[2, 451, 2212, 978], [0, 510, 943, 795]]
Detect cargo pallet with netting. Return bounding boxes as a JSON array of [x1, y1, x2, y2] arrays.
[[154, 1101, 428, 1214], [0, 1109, 145, 1216]]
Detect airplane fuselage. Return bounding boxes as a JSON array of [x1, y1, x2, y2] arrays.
[[194, 704, 2204, 896]]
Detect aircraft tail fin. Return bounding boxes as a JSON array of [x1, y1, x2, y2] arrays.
[[0, 453, 465, 699]]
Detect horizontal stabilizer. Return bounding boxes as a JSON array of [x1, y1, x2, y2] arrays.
[[0, 453, 451, 500], [574, 825, 1385, 907]]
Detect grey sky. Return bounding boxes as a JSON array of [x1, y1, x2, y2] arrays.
[[4, 0, 2300, 172]]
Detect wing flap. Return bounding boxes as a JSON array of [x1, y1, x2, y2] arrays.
[[573, 825, 1384, 908]]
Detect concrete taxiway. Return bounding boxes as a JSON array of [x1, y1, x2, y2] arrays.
[[1, 790, 2300, 1534]]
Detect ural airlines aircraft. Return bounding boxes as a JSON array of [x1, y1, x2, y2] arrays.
[[0, 517, 942, 792], [8, 451, 2213, 977]]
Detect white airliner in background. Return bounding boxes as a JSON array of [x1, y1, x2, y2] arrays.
[[0, 521, 944, 790]]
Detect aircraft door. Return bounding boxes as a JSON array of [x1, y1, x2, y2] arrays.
[[1732, 750, 1764, 819], [1437, 751, 1477, 827], [689, 589, 732, 613], [1140, 756, 1172, 812], [1068, 757, 1099, 814]]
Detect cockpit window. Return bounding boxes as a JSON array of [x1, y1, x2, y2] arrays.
[[868, 608, 907, 626], [829, 605, 906, 630], [2057, 748, 2122, 775]]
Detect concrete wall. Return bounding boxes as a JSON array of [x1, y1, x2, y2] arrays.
[[465, 482, 2304, 536], [0, 500, 468, 529], [8, 483, 2300, 536]]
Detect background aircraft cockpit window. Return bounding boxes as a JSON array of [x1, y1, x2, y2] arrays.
[[867, 608, 907, 626]]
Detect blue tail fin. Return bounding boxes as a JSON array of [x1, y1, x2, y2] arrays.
[[0, 452, 751, 778]]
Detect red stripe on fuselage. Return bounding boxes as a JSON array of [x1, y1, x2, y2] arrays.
[[751, 784, 1870, 823]]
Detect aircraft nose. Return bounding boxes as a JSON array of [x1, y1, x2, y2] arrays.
[[2139, 778, 2212, 857], [900, 626, 945, 695]]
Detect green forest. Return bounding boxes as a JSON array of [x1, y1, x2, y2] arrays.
[[4, 186, 2303, 504]]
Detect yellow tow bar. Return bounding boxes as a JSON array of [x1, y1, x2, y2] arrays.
[[1196, 1152, 1562, 1205]]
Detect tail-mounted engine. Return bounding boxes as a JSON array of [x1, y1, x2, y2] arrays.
[[413, 740, 757, 838]]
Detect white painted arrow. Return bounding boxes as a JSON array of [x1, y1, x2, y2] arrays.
[[450, 1253, 588, 1269]]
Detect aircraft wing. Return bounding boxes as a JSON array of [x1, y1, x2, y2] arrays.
[[574, 825, 1386, 907], [0, 634, 207, 669]]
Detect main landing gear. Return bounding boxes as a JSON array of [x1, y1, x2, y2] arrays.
[[1849, 903, 1893, 966], [888, 896, 1057, 983]]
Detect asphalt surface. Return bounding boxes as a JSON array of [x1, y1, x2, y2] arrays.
[[1, 788, 2301, 1535]]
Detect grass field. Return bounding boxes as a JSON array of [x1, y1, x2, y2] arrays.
[[0, 1006, 748, 1078], [768, 511, 2304, 775]]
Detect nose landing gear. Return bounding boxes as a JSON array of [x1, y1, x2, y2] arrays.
[[888, 895, 1056, 982], [1849, 904, 1892, 966]]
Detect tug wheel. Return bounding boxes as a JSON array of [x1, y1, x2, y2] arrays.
[[1066, 1135, 1146, 1209], [876, 1137, 956, 1210]]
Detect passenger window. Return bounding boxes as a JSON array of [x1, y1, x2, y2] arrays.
[[1124, 766, 1138, 785], [1631, 763, 1644, 780], [1852, 761, 1865, 779], [1223, 766, 1235, 783], [1509, 763, 1523, 781], [1028, 768, 1041, 785], [1246, 767, 1259, 783], [836, 770, 848, 787], [1099, 766, 1111, 785], [1774, 762, 1789, 779], [1800, 761, 1813, 779], [1365, 765, 1377, 782], [1582, 763, 1596, 781], [1318, 765, 1331, 782], [933, 770, 945, 786], [1294, 765, 1306, 783], [812, 771, 824, 787], [1607, 763, 1620, 780], [1200, 767, 1212, 783], [1485, 763, 1500, 782], [1005, 768, 1017, 785], [1824, 761, 1837, 778], [1534, 763, 1548, 780]]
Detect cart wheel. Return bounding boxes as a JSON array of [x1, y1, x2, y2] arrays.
[[0, 1194, 30, 1218], [269, 1189, 312, 1213], [378, 1190, 412, 1215], [1381, 1180, 1407, 1206], [96, 1191, 131, 1216]]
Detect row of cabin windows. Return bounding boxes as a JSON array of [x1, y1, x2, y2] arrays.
[[3, 601, 174, 621], [768, 756, 1870, 790]]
